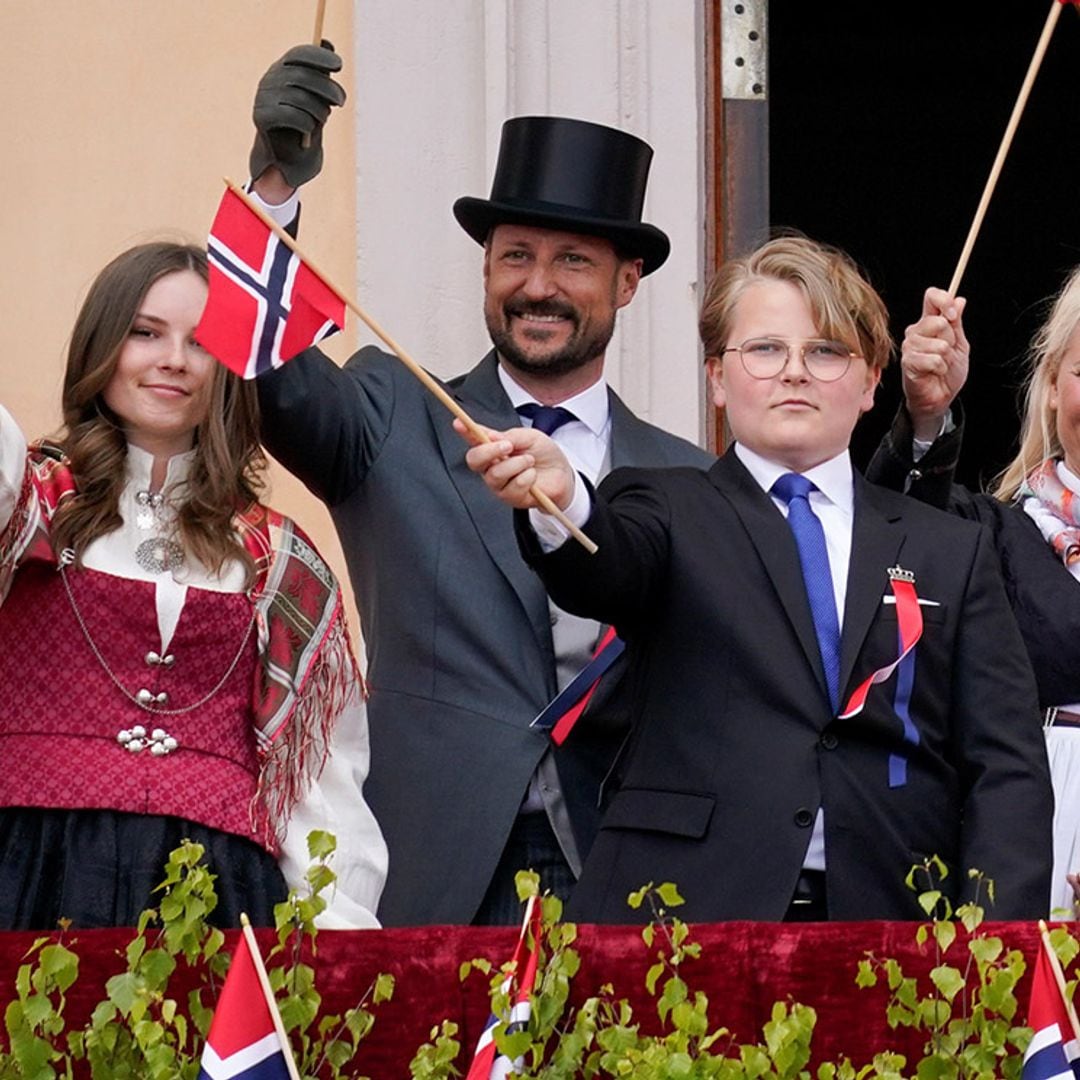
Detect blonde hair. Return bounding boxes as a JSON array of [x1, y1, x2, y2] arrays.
[[699, 234, 894, 372], [50, 242, 266, 580], [993, 266, 1080, 501]]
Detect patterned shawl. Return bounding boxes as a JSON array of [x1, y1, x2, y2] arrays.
[[1020, 458, 1080, 567]]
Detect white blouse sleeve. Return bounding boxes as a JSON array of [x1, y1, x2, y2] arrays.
[[277, 682, 388, 928], [0, 404, 28, 537]]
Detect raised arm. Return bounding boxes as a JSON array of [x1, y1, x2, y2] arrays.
[[901, 286, 969, 440], [866, 287, 970, 508]]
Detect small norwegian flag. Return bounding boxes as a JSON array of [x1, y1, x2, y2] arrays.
[[466, 897, 543, 1080], [197, 184, 345, 380], [197, 922, 297, 1080], [1022, 927, 1080, 1080]]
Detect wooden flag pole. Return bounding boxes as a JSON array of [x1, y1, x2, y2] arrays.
[[300, 0, 329, 150], [223, 179, 599, 555], [239, 914, 304, 1080], [312, 0, 327, 43], [947, 0, 1063, 297], [1038, 919, 1080, 1039]]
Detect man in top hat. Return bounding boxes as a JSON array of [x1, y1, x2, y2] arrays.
[[246, 45, 714, 925]]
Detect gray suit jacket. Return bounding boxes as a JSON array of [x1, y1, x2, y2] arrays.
[[258, 346, 714, 924]]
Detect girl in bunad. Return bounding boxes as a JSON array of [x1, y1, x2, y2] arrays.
[[0, 242, 387, 929]]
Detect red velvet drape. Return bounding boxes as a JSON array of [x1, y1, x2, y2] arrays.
[[0, 920, 1049, 1076]]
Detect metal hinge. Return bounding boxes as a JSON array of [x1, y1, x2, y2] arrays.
[[721, 0, 767, 100]]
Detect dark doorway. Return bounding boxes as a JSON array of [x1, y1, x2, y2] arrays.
[[769, 3, 1080, 487]]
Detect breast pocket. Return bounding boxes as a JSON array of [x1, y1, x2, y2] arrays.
[[601, 787, 715, 838], [877, 598, 948, 627]]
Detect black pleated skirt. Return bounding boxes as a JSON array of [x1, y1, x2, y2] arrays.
[[0, 808, 288, 931]]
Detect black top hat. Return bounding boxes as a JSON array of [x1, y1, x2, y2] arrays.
[[453, 116, 670, 276]]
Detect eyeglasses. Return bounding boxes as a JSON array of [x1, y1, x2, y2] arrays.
[[721, 337, 860, 383]]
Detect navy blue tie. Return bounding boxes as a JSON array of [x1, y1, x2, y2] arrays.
[[516, 403, 578, 436], [772, 473, 841, 712]]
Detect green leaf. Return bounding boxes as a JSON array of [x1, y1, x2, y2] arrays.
[[932, 920, 957, 954], [969, 936, 1003, 966], [918, 890, 942, 917], [306, 829, 337, 861], [374, 972, 395, 1004], [930, 964, 965, 1002], [106, 972, 140, 1015], [855, 960, 877, 989], [655, 883, 685, 908]]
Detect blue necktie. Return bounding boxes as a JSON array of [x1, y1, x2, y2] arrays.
[[516, 402, 578, 436], [772, 473, 841, 712]]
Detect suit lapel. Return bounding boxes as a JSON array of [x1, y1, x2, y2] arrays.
[[710, 452, 829, 700], [608, 390, 666, 469], [838, 475, 907, 703], [425, 352, 555, 658]]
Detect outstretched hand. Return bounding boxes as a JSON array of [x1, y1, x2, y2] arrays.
[[250, 41, 347, 189], [455, 419, 577, 512], [902, 287, 970, 441]]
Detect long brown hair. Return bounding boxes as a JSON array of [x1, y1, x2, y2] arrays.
[[994, 266, 1080, 501], [50, 242, 266, 579]]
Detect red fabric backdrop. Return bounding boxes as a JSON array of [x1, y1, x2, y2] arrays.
[[0, 920, 1049, 1076]]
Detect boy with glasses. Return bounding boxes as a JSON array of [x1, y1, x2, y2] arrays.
[[463, 235, 1052, 922]]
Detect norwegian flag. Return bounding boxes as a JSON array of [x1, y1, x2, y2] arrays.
[[466, 897, 543, 1080], [197, 185, 345, 380], [1022, 931, 1080, 1080], [197, 929, 295, 1080]]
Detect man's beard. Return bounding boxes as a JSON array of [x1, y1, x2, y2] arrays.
[[486, 298, 616, 379]]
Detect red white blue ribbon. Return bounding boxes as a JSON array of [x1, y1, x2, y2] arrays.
[[531, 627, 624, 746], [838, 566, 924, 788]]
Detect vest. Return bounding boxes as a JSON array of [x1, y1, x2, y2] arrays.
[[0, 562, 269, 850]]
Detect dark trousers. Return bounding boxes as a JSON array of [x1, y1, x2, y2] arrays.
[[472, 811, 575, 925]]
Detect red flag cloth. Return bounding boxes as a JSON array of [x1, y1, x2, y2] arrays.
[[197, 932, 292, 1080], [465, 899, 543, 1080], [197, 187, 345, 380], [1022, 935, 1080, 1079]]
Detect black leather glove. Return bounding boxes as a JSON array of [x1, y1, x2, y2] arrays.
[[249, 42, 346, 188]]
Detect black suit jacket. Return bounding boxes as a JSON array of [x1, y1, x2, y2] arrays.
[[519, 449, 1053, 922], [258, 346, 714, 924]]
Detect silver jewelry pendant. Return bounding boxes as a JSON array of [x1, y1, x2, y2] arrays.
[[135, 537, 185, 574], [135, 490, 165, 531]]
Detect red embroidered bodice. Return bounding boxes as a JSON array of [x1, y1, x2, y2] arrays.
[[0, 562, 271, 850]]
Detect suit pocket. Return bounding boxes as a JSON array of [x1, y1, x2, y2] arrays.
[[878, 600, 948, 626], [602, 787, 715, 838]]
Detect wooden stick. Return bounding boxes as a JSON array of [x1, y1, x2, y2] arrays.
[[239, 914, 303, 1080], [312, 0, 327, 44], [947, 0, 1063, 297], [1038, 918, 1080, 1040], [301, 0, 330, 149], [223, 179, 598, 554]]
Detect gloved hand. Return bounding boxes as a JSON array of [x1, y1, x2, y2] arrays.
[[250, 41, 346, 188]]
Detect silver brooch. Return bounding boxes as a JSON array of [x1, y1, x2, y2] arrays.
[[135, 537, 185, 574], [117, 725, 179, 756]]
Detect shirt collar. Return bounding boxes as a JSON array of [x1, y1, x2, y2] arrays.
[[497, 364, 610, 438], [734, 442, 855, 515], [124, 442, 197, 492], [1057, 459, 1080, 496]]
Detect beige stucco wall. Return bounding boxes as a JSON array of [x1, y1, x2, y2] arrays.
[[1, 3, 361, 637]]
